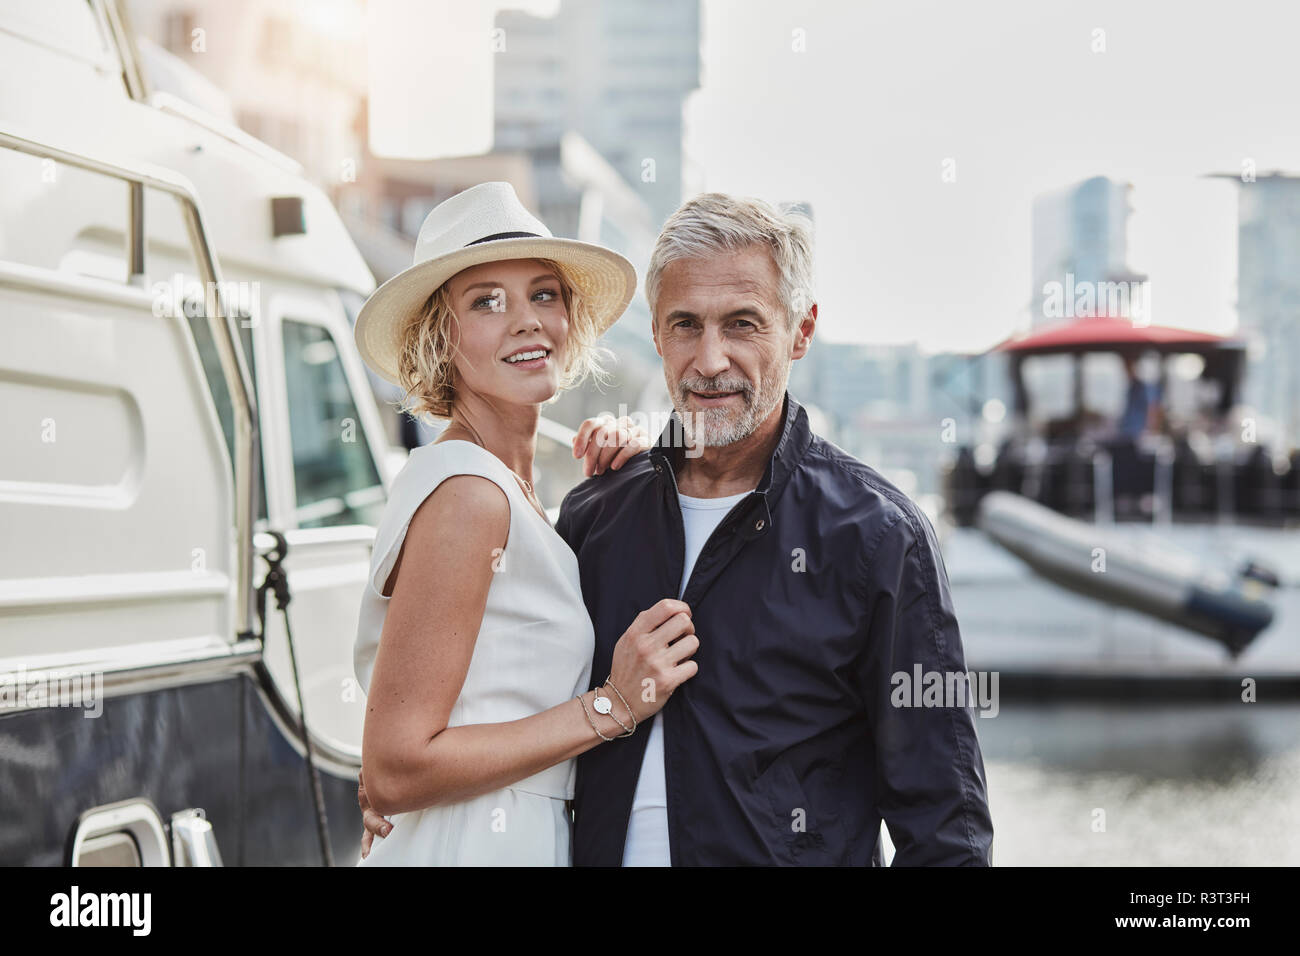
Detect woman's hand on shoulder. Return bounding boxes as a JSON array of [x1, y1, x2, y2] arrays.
[[572, 414, 651, 477]]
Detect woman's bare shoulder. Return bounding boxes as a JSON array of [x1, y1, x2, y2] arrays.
[[383, 474, 510, 597]]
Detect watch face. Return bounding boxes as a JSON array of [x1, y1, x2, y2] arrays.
[[593, 695, 612, 715]]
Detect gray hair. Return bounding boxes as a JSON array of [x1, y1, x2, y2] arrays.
[[645, 193, 815, 330]]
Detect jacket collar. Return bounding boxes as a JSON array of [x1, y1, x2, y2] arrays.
[[649, 391, 813, 536]]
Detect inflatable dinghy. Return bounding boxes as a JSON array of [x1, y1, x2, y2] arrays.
[[976, 491, 1276, 655]]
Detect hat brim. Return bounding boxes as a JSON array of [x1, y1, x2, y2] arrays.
[[354, 236, 637, 386]]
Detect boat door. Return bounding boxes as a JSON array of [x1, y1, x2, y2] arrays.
[[255, 286, 392, 768]]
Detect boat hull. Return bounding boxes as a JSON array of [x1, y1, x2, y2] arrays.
[[0, 671, 362, 866]]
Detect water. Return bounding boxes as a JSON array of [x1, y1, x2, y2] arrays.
[[972, 702, 1300, 865], [936, 518, 1300, 864]]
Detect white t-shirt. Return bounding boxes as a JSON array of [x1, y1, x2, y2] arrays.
[[621, 487, 753, 867]]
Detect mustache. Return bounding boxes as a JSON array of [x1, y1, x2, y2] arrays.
[[677, 376, 754, 399]]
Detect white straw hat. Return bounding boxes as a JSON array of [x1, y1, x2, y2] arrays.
[[354, 181, 637, 385]]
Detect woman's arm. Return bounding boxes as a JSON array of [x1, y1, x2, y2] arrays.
[[361, 474, 695, 816]]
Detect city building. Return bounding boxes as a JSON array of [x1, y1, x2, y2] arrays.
[[1215, 172, 1300, 451], [493, 0, 701, 228], [1031, 176, 1146, 327]]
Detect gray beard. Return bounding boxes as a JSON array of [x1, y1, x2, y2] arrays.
[[680, 402, 760, 447], [672, 371, 787, 448]]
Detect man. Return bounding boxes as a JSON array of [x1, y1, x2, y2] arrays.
[[1113, 351, 1163, 514], [363, 193, 994, 865], [1117, 351, 1161, 439]]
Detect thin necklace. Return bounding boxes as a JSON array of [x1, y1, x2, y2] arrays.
[[451, 419, 542, 510]]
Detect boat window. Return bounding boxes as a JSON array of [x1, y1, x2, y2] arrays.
[[1081, 352, 1125, 419], [1020, 354, 1075, 425], [144, 188, 268, 521], [339, 286, 409, 449], [184, 298, 267, 522], [282, 318, 386, 528]]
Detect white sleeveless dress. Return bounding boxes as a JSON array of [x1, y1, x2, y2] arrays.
[[353, 440, 594, 866]]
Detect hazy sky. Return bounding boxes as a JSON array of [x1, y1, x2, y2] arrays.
[[684, 0, 1300, 352]]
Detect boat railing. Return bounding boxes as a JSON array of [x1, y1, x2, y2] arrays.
[[0, 125, 260, 640], [945, 434, 1300, 527], [1092, 449, 1115, 526]]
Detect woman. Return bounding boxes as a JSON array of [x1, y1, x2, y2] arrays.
[[350, 182, 698, 866]]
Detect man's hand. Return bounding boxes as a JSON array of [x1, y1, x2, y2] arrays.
[[572, 414, 650, 477], [357, 770, 392, 859]]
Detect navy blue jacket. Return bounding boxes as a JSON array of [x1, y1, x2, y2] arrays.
[[556, 391, 994, 866]]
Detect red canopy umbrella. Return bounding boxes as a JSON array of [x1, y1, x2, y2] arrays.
[[997, 315, 1236, 355]]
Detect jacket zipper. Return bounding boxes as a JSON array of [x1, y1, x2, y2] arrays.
[[658, 456, 684, 867], [654, 454, 754, 866]]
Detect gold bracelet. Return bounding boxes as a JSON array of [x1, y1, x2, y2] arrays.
[[603, 676, 638, 734], [576, 693, 618, 742]]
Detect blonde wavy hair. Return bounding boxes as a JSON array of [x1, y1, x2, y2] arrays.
[[394, 258, 611, 423]]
